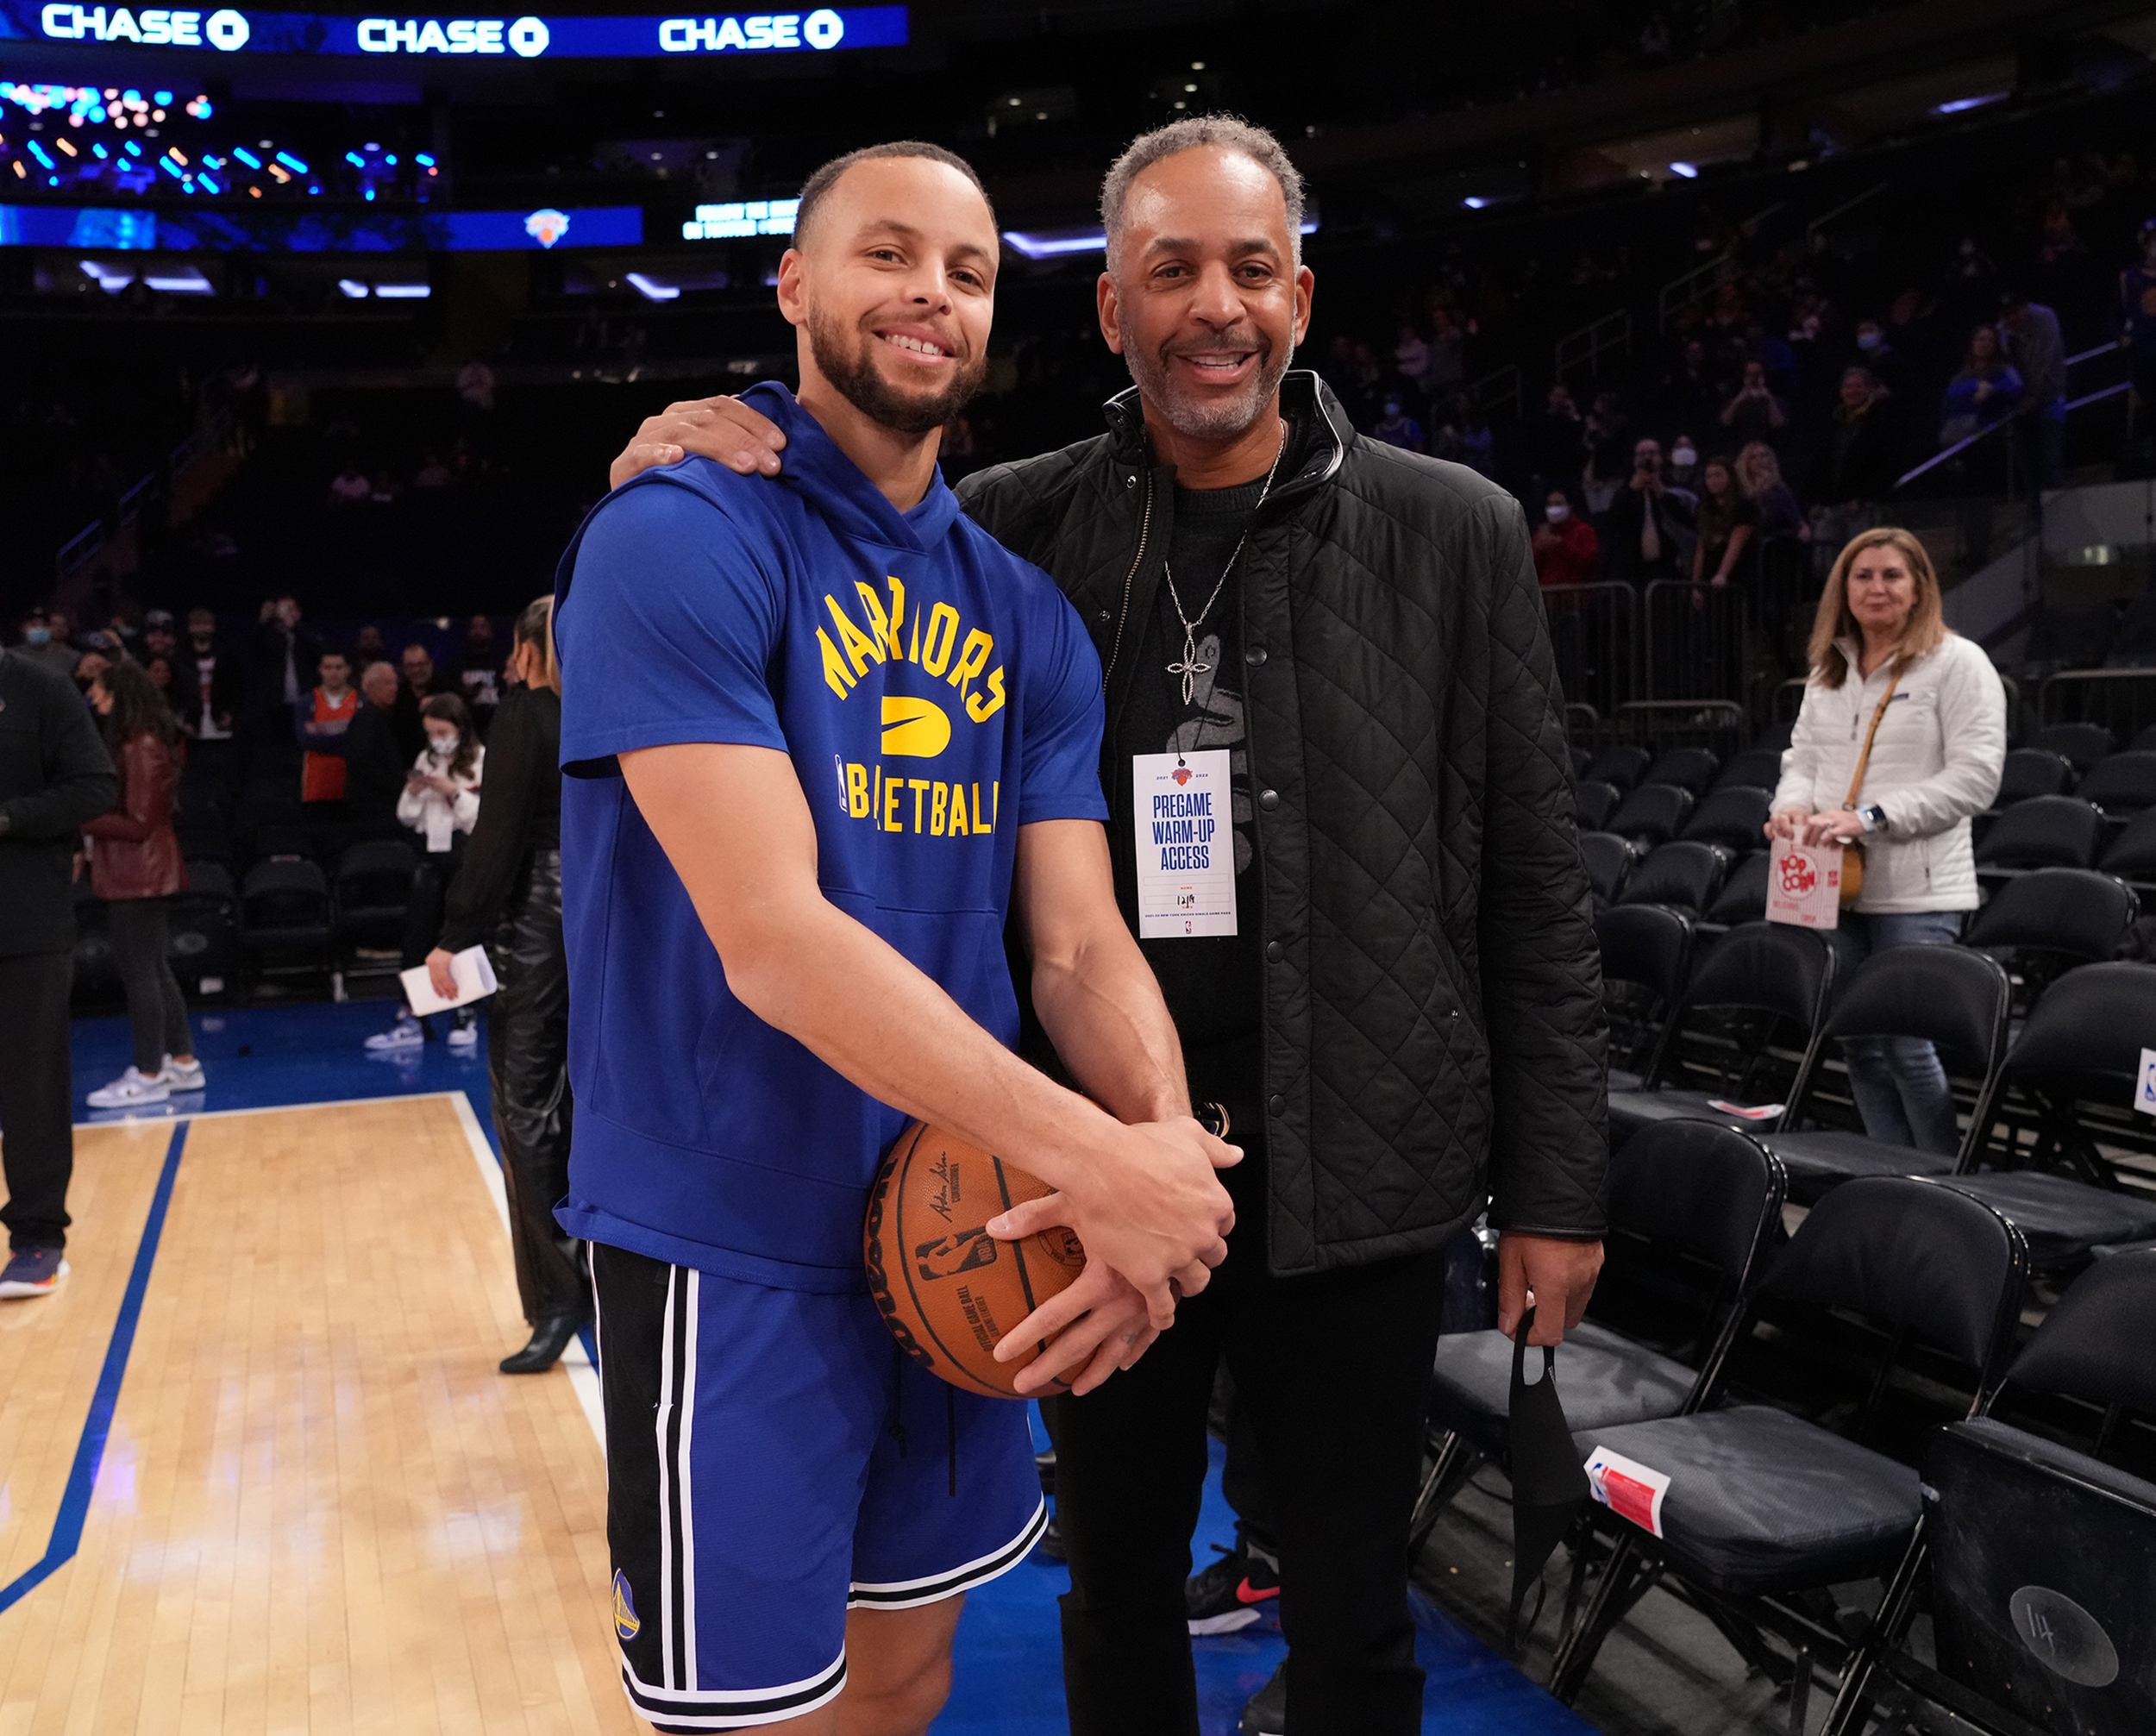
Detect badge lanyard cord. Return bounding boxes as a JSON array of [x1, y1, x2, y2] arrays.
[[1163, 419, 1288, 766]]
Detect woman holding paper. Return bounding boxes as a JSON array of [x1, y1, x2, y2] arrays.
[[1765, 527, 2005, 1152], [363, 693, 486, 1053], [424, 598, 581, 1374]]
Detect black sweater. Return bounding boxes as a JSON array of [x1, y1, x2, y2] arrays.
[[441, 685, 561, 952], [0, 650, 120, 956]]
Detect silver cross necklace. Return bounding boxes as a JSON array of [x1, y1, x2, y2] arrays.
[[1163, 420, 1288, 706]]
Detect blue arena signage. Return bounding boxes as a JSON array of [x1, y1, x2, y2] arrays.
[[0, 6, 908, 57], [0, 199, 643, 248]]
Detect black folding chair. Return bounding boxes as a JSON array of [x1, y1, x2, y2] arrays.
[[1583, 745, 1651, 793], [1409, 1123, 1786, 1558], [334, 838, 417, 985], [1711, 748, 1784, 795], [240, 857, 335, 993], [1609, 922, 1835, 1151], [2074, 749, 2156, 819], [1834, 1250, 2156, 1736], [1679, 786, 1771, 855], [2098, 808, 2156, 885], [1758, 943, 2013, 1205], [1993, 748, 2078, 806], [1975, 797, 2104, 881], [1950, 962, 2156, 1271], [2030, 721, 2114, 777], [1615, 842, 1729, 915], [1579, 831, 1636, 906], [1595, 904, 1694, 1087], [1573, 779, 1621, 832], [1964, 867, 2139, 1009], [1642, 747, 1719, 798], [1548, 1178, 2028, 1718], [168, 861, 239, 999], [1704, 854, 1768, 928], [1608, 783, 1695, 849]]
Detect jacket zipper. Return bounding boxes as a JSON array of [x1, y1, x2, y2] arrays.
[[1100, 469, 1153, 695]]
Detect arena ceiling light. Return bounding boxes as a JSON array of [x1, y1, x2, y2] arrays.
[[78, 256, 133, 290], [1003, 217, 1317, 259], [336, 277, 370, 297], [141, 264, 211, 292], [373, 280, 429, 297], [1933, 91, 2009, 116], [1669, 161, 1699, 179], [624, 271, 679, 301]]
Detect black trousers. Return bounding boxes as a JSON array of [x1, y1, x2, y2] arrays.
[[1048, 1197, 1447, 1736], [106, 899, 192, 1075], [486, 852, 584, 1325], [0, 949, 76, 1250]]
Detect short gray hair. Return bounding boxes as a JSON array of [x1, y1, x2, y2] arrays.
[[1100, 115, 1304, 271]]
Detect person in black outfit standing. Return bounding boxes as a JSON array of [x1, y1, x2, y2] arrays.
[[607, 117, 1608, 1736], [0, 648, 119, 1297], [423, 597, 581, 1373]]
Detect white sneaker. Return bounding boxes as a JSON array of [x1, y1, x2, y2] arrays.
[[87, 1067, 172, 1109], [447, 1018, 479, 1050], [364, 1012, 425, 1052], [160, 1056, 206, 1092]]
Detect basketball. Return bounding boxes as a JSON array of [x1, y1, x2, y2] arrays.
[[864, 1120, 1087, 1399]]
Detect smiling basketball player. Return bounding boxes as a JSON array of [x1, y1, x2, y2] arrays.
[[551, 142, 1239, 1735]]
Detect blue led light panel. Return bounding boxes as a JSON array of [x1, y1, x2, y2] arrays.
[[0, 199, 642, 248], [0, 7, 909, 59]]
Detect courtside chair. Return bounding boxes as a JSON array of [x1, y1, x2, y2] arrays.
[[1974, 795, 2105, 891], [1583, 744, 1651, 793], [1614, 841, 1730, 916], [1572, 779, 1621, 832], [168, 860, 239, 1000], [1946, 962, 2156, 1271], [1962, 867, 2138, 1011], [2073, 749, 2156, 821], [1750, 720, 1795, 755], [1607, 782, 1694, 849], [1992, 747, 2078, 806], [2030, 721, 2114, 777], [1702, 854, 1769, 929], [1579, 831, 1636, 907], [1757, 944, 2013, 1206], [1608, 922, 1835, 1152], [1408, 1123, 1785, 1559], [1709, 748, 1784, 795], [1547, 1178, 2028, 1721], [333, 838, 418, 989], [1641, 746, 1720, 798], [1827, 1250, 2156, 1736], [239, 856, 335, 998], [2097, 806, 2156, 886], [1678, 786, 1771, 855], [1594, 904, 1695, 1088]]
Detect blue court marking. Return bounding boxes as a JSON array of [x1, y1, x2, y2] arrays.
[[0, 1120, 189, 1617]]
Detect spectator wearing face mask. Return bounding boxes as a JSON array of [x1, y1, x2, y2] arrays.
[[19, 611, 79, 679], [1849, 318, 1913, 398], [1664, 435, 1702, 492], [367, 693, 485, 1054], [1370, 394, 1425, 453], [1532, 491, 1599, 587]]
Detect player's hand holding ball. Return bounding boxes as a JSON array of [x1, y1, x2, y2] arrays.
[[990, 1113, 1238, 1326]]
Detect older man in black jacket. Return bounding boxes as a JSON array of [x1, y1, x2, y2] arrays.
[[608, 116, 1607, 1736], [0, 647, 119, 1297]]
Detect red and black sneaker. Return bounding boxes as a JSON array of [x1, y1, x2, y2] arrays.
[[1185, 1535, 1281, 1635]]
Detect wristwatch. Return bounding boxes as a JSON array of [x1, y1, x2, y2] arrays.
[[1858, 805, 1889, 835]]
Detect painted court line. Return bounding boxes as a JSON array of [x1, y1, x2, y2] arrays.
[[0, 1120, 190, 1617]]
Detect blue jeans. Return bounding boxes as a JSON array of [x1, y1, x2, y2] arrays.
[[1827, 911, 1965, 1156]]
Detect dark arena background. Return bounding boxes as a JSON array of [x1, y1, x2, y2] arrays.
[[3, 3, 2155, 1733]]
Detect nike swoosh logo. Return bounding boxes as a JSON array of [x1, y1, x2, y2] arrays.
[[1235, 1578, 1279, 1605]]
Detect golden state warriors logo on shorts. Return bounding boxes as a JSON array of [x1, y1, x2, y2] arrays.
[[612, 1570, 641, 1642]]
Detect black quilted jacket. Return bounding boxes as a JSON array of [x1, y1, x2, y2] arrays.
[[957, 372, 1609, 1276]]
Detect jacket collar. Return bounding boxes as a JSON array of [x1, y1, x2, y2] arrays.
[[1099, 368, 1351, 509]]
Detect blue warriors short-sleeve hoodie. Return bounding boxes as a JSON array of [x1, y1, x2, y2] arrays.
[[553, 384, 1108, 1292]]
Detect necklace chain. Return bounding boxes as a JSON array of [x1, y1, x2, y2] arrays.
[[1163, 421, 1288, 706]]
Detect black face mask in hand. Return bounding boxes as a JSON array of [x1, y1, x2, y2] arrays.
[[1505, 1304, 1590, 1649]]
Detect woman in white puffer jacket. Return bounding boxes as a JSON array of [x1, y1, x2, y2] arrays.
[[1767, 526, 2006, 1153]]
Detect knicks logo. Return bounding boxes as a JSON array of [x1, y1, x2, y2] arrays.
[[613, 1571, 641, 1642], [1172, 767, 1192, 786]]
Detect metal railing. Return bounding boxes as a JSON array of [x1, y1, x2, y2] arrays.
[[1611, 699, 1752, 758], [54, 520, 105, 581], [1893, 342, 2132, 493], [1554, 309, 1632, 383], [1802, 181, 1888, 247], [1644, 579, 1749, 706], [1465, 362, 1521, 423], [1540, 581, 1639, 721], [2037, 669, 2156, 745]]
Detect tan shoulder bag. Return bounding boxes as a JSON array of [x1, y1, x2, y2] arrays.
[[1838, 664, 1903, 906]]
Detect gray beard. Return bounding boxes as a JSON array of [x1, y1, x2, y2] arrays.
[[806, 308, 986, 436], [1123, 334, 1292, 442]]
